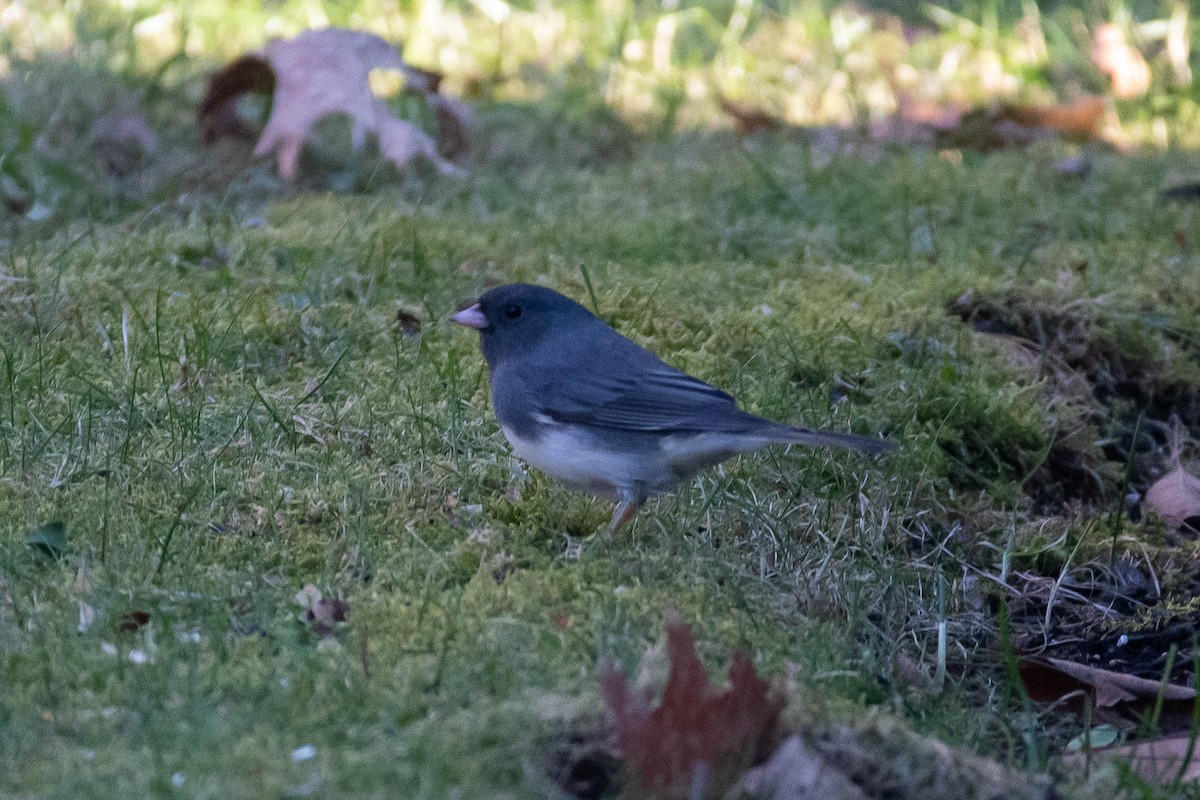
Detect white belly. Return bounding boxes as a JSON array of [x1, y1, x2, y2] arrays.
[[501, 423, 653, 499], [500, 422, 770, 500]]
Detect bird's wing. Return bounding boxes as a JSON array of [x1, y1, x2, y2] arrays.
[[537, 363, 760, 434]]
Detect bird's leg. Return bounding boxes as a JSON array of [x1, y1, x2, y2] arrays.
[[610, 501, 641, 530], [610, 488, 645, 530]]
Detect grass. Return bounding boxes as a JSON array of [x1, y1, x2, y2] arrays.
[[3, 132, 1198, 795], [4, 3, 1200, 799]]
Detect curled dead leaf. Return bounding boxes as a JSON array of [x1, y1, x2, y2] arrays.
[[1019, 655, 1196, 713], [199, 28, 468, 179], [1091, 23, 1151, 99], [198, 54, 274, 143], [426, 92, 474, 160], [1145, 419, 1200, 534], [1145, 467, 1200, 534], [998, 96, 1107, 143]]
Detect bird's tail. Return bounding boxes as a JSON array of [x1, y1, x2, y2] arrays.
[[769, 423, 892, 454]]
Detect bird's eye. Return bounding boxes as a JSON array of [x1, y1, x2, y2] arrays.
[[504, 304, 522, 320]]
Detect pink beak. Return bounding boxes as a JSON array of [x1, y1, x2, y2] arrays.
[[452, 303, 488, 329]]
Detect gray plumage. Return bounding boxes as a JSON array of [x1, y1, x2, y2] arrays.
[[453, 284, 889, 528]]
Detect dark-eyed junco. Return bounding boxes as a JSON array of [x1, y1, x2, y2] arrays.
[[453, 284, 889, 529]]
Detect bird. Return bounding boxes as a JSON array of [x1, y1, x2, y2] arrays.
[[452, 284, 890, 529]]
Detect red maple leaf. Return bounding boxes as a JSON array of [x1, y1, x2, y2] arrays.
[[601, 617, 782, 799]]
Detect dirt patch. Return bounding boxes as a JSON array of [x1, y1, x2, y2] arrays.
[[1005, 549, 1200, 683], [942, 290, 1200, 698], [946, 288, 1200, 514]]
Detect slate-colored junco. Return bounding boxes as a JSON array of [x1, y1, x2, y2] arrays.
[[453, 284, 890, 528]]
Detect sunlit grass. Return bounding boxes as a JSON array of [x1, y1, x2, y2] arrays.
[[2, 0, 1199, 135]]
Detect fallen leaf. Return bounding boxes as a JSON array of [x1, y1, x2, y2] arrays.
[[25, 521, 66, 561], [1064, 732, 1200, 784], [871, 96, 1107, 151], [998, 96, 1108, 142], [600, 615, 783, 800], [295, 583, 323, 609], [396, 64, 473, 158], [811, 715, 1058, 799], [198, 54, 275, 143], [742, 735, 868, 800], [199, 28, 466, 179], [893, 650, 935, 692], [400, 64, 443, 94], [374, 115, 462, 178], [1144, 417, 1200, 535], [1019, 655, 1196, 712], [1091, 23, 1151, 99]]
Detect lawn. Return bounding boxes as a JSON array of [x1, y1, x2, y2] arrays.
[[4, 2, 1200, 799]]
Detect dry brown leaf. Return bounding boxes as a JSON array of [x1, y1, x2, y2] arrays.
[[871, 96, 1106, 151], [998, 96, 1107, 142], [1145, 418, 1200, 534], [601, 615, 783, 800], [1019, 655, 1196, 711], [1091, 23, 1151, 99], [1064, 732, 1200, 784], [200, 28, 466, 179], [397, 66, 474, 159], [1146, 467, 1200, 532], [198, 53, 274, 143]]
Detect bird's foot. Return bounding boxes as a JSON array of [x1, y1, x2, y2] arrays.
[[609, 490, 645, 530]]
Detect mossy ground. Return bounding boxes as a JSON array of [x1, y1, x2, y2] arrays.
[[4, 49, 1200, 799]]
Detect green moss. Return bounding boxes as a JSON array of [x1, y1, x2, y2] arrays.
[[6, 44, 1200, 800]]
